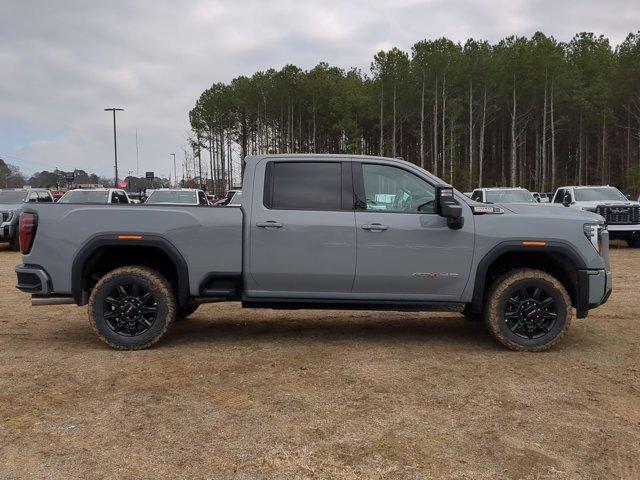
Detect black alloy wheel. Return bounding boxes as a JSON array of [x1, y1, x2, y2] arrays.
[[503, 285, 558, 340], [102, 283, 159, 337]]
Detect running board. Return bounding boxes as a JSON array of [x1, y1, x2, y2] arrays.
[[31, 295, 75, 306]]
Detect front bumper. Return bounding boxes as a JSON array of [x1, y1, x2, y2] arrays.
[[15, 264, 52, 294], [576, 269, 612, 318], [606, 224, 640, 231]]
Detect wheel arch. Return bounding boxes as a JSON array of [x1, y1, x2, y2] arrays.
[[470, 241, 587, 314], [71, 234, 190, 307]]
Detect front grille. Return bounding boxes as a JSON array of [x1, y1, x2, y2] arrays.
[[596, 205, 640, 224]]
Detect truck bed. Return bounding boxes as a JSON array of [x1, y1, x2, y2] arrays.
[[22, 204, 243, 296]]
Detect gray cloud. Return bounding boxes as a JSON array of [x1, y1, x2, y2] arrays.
[[1, 0, 638, 177]]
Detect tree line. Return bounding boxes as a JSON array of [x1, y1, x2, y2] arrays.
[[0, 161, 172, 191], [189, 31, 640, 196]]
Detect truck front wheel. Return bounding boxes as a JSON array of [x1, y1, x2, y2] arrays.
[[88, 266, 176, 350], [484, 269, 572, 352]]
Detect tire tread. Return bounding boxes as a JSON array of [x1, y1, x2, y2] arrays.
[[87, 266, 176, 350], [484, 268, 573, 352]]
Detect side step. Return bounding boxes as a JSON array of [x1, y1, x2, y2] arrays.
[[199, 275, 241, 299], [31, 295, 75, 306]]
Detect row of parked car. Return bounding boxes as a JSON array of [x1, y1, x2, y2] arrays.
[[463, 185, 640, 247], [0, 187, 242, 250]]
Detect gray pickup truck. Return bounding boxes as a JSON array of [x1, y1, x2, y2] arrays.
[[15, 154, 611, 351]]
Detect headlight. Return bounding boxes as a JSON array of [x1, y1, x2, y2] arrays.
[[584, 223, 604, 253]]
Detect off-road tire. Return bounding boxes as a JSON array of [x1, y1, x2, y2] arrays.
[[484, 268, 572, 352], [627, 237, 640, 248], [177, 304, 199, 321], [88, 266, 176, 350]]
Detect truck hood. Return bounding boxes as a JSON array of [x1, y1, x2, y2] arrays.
[[572, 200, 640, 209], [500, 202, 604, 222]]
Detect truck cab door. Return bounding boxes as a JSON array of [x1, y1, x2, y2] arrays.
[[246, 159, 356, 296], [352, 162, 474, 300]]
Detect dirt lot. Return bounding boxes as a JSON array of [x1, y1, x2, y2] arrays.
[[0, 244, 639, 480]]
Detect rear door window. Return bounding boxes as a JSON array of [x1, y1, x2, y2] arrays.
[[265, 162, 342, 211]]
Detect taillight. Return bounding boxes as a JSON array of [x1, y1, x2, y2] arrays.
[[19, 212, 38, 255]]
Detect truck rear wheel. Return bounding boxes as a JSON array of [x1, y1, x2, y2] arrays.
[[484, 268, 572, 352], [88, 266, 176, 350]]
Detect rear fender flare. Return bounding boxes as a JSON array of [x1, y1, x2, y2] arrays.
[[71, 233, 189, 306]]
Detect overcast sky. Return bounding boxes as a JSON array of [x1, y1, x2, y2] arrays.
[[1, 0, 639, 179]]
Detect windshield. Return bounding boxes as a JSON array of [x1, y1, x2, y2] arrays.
[[146, 191, 197, 204], [0, 190, 27, 203], [574, 187, 627, 202], [59, 190, 109, 203], [485, 189, 536, 203]]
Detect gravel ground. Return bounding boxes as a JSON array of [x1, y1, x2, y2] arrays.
[[0, 243, 638, 479]]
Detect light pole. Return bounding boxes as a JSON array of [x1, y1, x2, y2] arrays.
[[104, 107, 124, 187], [170, 153, 176, 187]]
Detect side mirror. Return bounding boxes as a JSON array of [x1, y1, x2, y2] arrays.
[[435, 186, 464, 230], [562, 192, 572, 207]]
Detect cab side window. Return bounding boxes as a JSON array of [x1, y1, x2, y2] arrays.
[[111, 191, 126, 204], [37, 191, 53, 202], [471, 190, 482, 202], [553, 189, 565, 203], [264, 162, 342, 211], [360, 163, 435, 213], [198, 191, 208, 205]]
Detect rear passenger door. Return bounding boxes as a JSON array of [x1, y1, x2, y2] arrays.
[[247, 159, 356, 295]]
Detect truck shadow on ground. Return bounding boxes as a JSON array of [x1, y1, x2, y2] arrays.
[[163, 314, 496, 349]]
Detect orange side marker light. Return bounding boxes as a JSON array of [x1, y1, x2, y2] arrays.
[[117, 234, 143, 241], [522, 241, 546, 247]]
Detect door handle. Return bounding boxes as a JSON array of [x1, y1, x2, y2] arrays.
[[256, 221, 283, 229], [361, 223, 388, 231]]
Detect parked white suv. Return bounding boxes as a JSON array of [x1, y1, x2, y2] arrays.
[[58, 188, 130, 204], [470, 187, 538, 204], [552, 185, 640, 248]]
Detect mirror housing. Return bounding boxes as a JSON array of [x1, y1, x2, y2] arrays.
[[435, 186, 464, 230]]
